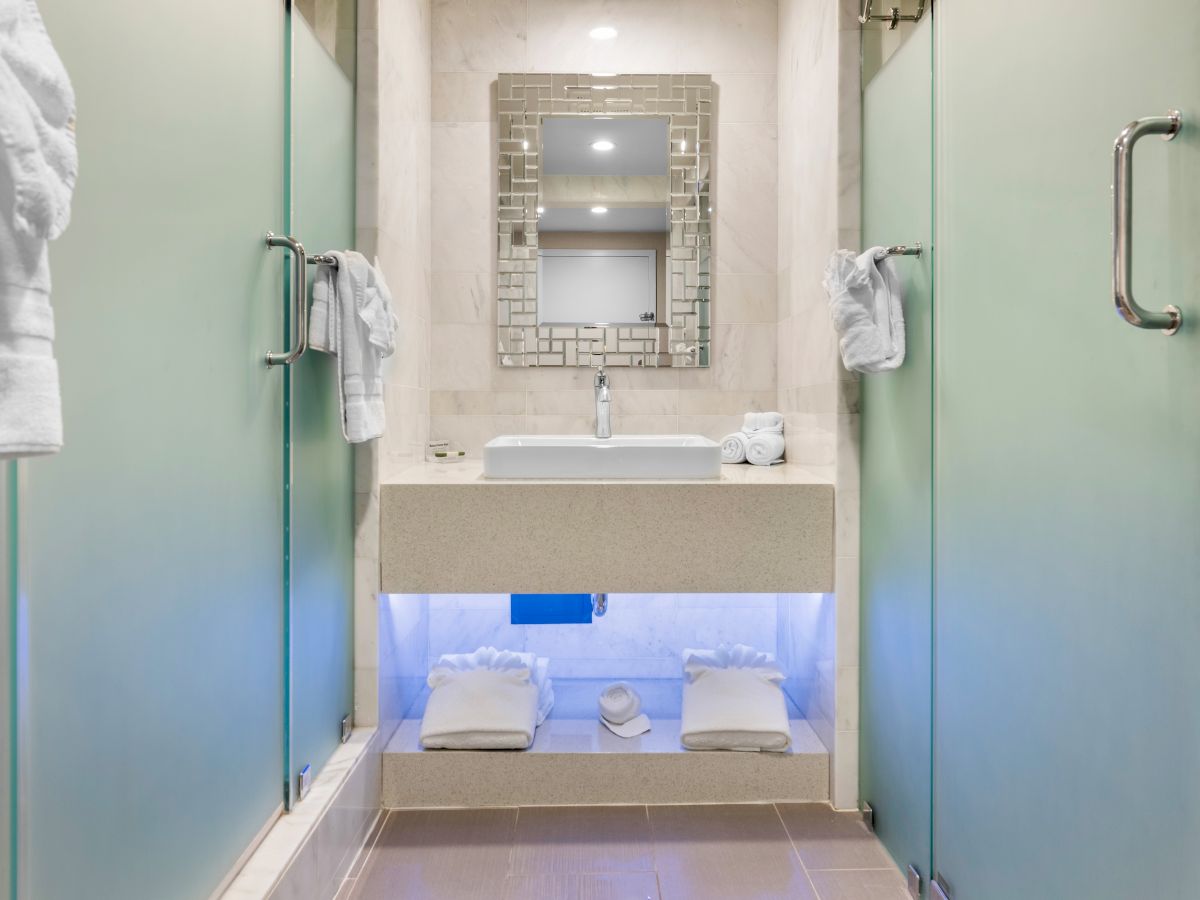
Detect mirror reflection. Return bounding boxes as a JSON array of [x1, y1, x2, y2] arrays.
[[496, 73, 713, 369], [537, 117, 669, 327]]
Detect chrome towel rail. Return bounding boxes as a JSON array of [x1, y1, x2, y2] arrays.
[[876, 243, 922, 259], [1112, 110, 1182, 334], [860, 0, 926, 30], [308, 254, 338, 268], [265, 232, 308, 366]]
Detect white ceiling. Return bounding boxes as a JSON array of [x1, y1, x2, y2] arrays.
[[541, 117, 670, 177]]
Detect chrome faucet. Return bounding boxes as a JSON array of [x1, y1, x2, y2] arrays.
[[594, 367, 612, 439]]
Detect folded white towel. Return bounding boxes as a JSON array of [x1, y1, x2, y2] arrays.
[[720, 431, 748, 464], [0, 1, 76, 459], [746, 432, 785, 466], [421, 647, 554, 750], [822, 248, 905, 373], [598, 681, 642, 725], [310, 252, 398, 443], [681, 644, 790, 752]]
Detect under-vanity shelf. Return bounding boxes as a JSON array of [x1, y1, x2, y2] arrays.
[[380, 461, 836, 594]]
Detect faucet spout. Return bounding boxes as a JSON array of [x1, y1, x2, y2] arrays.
[[594, 367, 612, 439]]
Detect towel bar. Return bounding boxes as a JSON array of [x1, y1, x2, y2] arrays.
[[876, 243, 922, 259], [308, 254, 337, 267]]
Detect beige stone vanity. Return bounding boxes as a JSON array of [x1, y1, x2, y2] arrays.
[[380, 461, 835, 594]]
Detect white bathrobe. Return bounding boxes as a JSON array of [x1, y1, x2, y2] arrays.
[[0, 0, 77, 458]]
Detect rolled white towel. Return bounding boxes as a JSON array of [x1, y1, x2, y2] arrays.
[[741, 411, 762, 433], [746, 432, 785, 466], [720, 432, 748, 464], [598, 681, 642, 725], [756, 411, 784, 434]]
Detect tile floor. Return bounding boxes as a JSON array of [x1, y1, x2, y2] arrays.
[[337, 802, 910, 900]]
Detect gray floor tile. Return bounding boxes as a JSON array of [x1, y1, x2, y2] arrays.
[[349, 808, 516, 900], [775, 804, 894, 871], [501, 872, 661, 900], [511, 805, 654, 874], [807, 868, 911, 900], [648, 804, 818, 900]]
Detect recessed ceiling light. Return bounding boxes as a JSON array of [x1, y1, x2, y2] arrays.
[[591, 140, 615, 152], [591, 206, 609, 214], [680, 139, 688, 151], [589, 26, 618, 40], [591, 72, 617, 77], [522, 140, 529, 150], [536, 206, 545, 214]]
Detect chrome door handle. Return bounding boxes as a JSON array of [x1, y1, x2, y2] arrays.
[[264, 231, 309, 365], [1112, 110, 1182, 334]]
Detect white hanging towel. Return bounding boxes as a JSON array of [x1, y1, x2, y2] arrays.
[[309, 251, 398, 443], [822, 248, 905, 373], [0, 0, 77, 458]]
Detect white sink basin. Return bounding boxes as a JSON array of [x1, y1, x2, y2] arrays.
[[483, 434, 722, 479]]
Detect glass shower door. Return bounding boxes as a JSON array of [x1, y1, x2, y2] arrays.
[[13, 1, 289, 897], [933, 1, 1200, 896], [859, 9, 934, 889], [286, 4, 356, 806]]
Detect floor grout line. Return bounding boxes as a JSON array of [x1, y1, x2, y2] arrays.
[[771, 802, 825, 900]]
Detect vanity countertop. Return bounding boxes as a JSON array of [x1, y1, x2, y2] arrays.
[[383, 459, 834, 486], [380, 459, 836, 594]]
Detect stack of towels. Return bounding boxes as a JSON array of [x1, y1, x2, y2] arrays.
[[597, 681, 651, 738], [721, 412, 785, 466], [0, 0, 77, 459], [419, 647, 554, 750], [680, 643, 791, 752]]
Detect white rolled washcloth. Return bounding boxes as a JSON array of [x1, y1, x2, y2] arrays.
[[681, 643, 791, 752], [598, 681, 651, 737], [420, 647, 554, 750], [720, 431, 748, 464]]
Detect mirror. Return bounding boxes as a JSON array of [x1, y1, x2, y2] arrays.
[[496, 74, 713, 368]]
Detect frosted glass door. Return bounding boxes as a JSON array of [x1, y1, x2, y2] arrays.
[[859, 11, 934, 888], [934, 1, 1200, 896], [19, 1, 287, 897], [287, 9, 355, 805]]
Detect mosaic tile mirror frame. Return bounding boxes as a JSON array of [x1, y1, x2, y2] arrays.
[[496, 73, 713, 368]]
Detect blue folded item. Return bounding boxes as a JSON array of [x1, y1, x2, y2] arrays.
[[510, 593, 593, 624]]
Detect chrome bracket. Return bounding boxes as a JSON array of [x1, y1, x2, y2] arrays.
[[861, 801, 874, 831], [860, 0, 927, 30]]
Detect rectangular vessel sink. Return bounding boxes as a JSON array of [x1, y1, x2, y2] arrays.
[[484, 434, 722, 479]]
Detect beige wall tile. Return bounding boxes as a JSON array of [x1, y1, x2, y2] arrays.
[[432, 0, 526, 72], [432, 72, 495, 122]]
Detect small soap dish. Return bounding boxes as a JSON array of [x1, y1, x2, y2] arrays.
[[426, 439, 466, 464]]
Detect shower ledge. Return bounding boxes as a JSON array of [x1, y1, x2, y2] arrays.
[[379, 460, 834, 593]]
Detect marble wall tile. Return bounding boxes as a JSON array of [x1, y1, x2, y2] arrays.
[[523, 0, 682, 73], [611, 390, 679, 416], [431, 390, 526, 415], [432, 72, 495, 122], [678, 389, 776, 416], [432, 272, 494, 324], [432, 0, 527, 72], [610, 415, 682, 435], [714, 74, 778, 125], [713, 272, 777, 325], [429, 414, 526, 455]]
